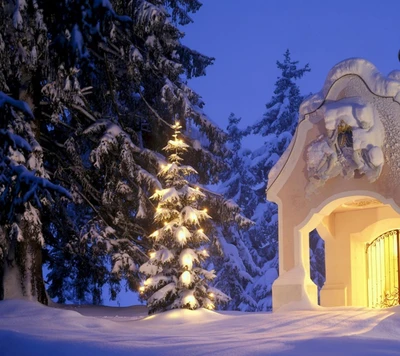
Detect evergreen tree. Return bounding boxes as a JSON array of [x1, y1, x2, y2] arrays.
[[0, 1, 71, 303], [139, 122, 228, 313], [239, 50, 311, 311], [210, 113, 259, 310], [221, 114, 259, 217], [251, 49, 310, 138], [309, 229, 326, 295], [210, 224, 258, 311]]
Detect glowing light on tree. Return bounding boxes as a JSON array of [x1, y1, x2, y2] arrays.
[[180, 271, 191, 286], [181, 254, 193, 269], [139, 121, 229, 314], [178, 230, 186, 242]]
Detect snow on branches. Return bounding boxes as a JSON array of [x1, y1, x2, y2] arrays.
[[0, 92, 70, 217], [139, 122, 229, 314]]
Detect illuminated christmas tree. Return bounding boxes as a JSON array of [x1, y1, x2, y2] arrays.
[[139, 122, 228, 314]]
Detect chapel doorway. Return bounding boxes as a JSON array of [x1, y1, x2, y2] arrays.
[[367, 230, 400, 308]]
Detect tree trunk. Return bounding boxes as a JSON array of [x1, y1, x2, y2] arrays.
[[2, 238, 48, 305]]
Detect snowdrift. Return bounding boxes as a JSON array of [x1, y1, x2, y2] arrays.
[[0, 300, 400, 355]]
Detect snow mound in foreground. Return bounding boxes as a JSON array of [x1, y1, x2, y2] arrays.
[[1, 299, 400, 355], [1, 299, 118, 331]]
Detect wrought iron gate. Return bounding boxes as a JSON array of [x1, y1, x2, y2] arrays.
[[367, 230, 400, 308]]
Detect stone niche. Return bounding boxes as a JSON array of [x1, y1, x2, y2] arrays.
[[267, 59, 400, 311]]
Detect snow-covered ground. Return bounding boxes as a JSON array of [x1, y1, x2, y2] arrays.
[[0, 300, 399, 355]]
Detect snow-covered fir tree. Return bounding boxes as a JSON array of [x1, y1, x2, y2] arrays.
[[246, 50, 312, 311], [139, 122, 228, 314], [209, 113, 260, 311], [250, 49, 310, 138], [0, 1, 73, 303], [246, 50, 325, 309], [217, 51, 317, 311]]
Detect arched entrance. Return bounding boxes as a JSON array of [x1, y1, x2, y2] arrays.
[[367, 230, 400, 308], [295, 191, 400, 309]]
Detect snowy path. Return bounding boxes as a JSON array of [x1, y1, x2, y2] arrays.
[[0, 300, 399, 355]]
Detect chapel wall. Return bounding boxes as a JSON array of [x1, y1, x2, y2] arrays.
[[270, 59, 400, 310], [275, 73, 400, 257]]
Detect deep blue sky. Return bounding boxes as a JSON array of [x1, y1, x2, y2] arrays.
[[183, 0, 400, 140]]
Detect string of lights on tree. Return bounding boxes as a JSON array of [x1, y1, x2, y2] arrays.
[[139, 121, 228, 314]]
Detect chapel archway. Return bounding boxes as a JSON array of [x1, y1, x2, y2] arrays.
[[292, 190, 400, 309], [310, 192, 400, 308]]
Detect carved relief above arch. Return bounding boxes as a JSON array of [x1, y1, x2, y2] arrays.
[[306, 96, 384, 196]]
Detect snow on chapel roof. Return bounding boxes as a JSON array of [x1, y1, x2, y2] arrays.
[[300, 58, 400, 120], [267, 58, 400, 190]]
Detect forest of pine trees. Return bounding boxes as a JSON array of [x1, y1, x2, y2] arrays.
[[0, 0, 325, 311]]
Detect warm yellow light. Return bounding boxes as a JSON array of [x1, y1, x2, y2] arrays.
[[139, 286, 145, 293], [175, 121, 180, 126], [203, 208, 208, 213], [165, 311, 180, 320], [182, 255, 192, 269], [208, 292, 214, 299], [185, 295, 196, 305], [181, 270, 191, 286], [149, 252, 156, 259], [156, 206, 161, 211], [164, 221, 168, 226], [160, 164, 165, 169], [178, 230, 186, 241], [195, 187, 199, 191], [198, 229, 204, 234], [201, 249, 207, 254]]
